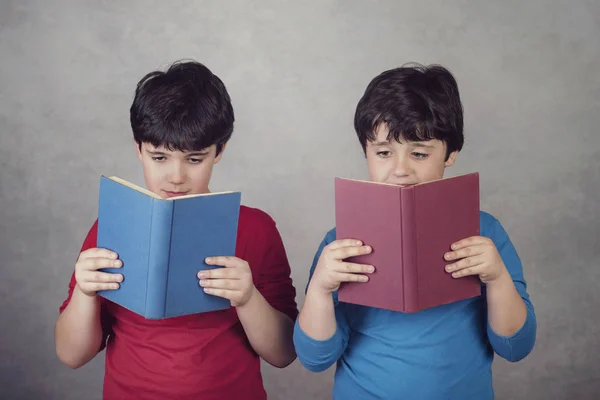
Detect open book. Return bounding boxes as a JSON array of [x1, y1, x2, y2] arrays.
[[335, 172, 482, 312], [96, 176, 241, 319]]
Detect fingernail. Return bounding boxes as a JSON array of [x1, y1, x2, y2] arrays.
[[198, 271, 208, 279], [112, 283, 120, 289], [116, 275, 123, 282], [365, 246, 372, 252], [446, 265, 453, 272], [445, 253, 452, 260], [368, 266, 375, 273], [356, 241, 362, 245], [199, 280, 206, 286], [203, 288, 212, 294], [451, 244, 457, 250], [113, 260, 122, 267], [205, 257, 212, 263]]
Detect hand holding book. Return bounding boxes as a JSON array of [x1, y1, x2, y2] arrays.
[[445, 236, 510, 284], [308, 239, 375, 295], [75, 248, 124, 296], [199, 256, 257, 307]]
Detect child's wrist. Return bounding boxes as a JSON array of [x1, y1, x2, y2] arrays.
[[306, 283, 332, 299], [74, 284, 97, 299], [72, 285, 102, 311], [235, 285, 259, 309], [486, 269, 512, 290]]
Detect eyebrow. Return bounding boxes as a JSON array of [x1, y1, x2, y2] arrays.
[[370, 141, 392, 147], [145, 150, 209, 156], [370, 141, 435, 148], [410, 142, 435, 148]]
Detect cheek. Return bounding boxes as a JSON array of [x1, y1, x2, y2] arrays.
[[188, 164, 213, 187], [416, 160, 446, 181], [366, 156, 389, 182], [141, 160, 163, 188]]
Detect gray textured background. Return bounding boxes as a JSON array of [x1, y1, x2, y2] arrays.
[[1, 1, 599, 399]]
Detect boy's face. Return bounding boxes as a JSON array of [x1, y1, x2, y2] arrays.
[[365, 124, 458, 186], [136, 142, 225, 198]]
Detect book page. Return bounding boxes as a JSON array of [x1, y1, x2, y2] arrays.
[[107, 176, 235, 200], [336, 172, 478, 188], [108, 176, 162, 199]]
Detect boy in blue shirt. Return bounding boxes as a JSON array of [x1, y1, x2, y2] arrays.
[[293, 64, 536, 399]]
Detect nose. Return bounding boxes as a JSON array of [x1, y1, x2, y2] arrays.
[[168, 162, 186, 185], [392, 154, 411, 177]]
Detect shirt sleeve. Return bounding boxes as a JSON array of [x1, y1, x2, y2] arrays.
[[484, 217, 537, 362], [293, 230, 352, 372], [253, 217, 298, 323], [58, 220, 114, 352]]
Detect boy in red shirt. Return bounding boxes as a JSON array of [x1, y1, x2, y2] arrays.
[[55, 60, 298, 400]]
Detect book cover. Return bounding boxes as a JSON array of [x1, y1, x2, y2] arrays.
[[335, 172, 481, 313], [96, 176, 241, 319]]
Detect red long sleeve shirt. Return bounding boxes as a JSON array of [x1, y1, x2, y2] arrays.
[[59, 206, 298, 400]]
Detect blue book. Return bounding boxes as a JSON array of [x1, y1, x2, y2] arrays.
[[96, 175, 241, 319]]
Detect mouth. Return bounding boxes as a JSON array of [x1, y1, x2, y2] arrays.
[[164, 191, 189, 198]]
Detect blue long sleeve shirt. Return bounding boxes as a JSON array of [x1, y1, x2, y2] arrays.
[[293, 211, 536, 399]]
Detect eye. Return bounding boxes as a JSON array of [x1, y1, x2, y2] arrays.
[[411, 152, 429, 159], [188, 158, 203, 164], [151, 156, 166, 162], [376, 151, 391, 157]]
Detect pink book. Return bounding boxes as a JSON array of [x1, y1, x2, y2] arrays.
[[335, 172, 481, 313]]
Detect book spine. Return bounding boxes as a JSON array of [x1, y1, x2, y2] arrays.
[[144, 200, 174, 319], [401, 188, 419, 312]]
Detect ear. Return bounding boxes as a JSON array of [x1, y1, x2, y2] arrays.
[[214, 143, 227, 164], [444, 150, 459, 167], [135, 142, 143, 162]]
